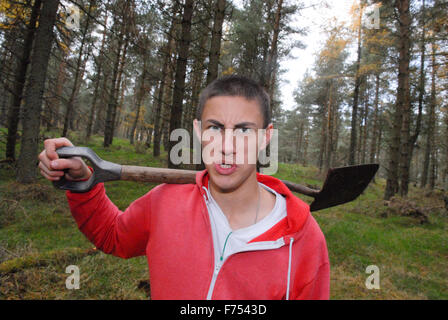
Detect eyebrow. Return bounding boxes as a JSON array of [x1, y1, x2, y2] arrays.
[[205, 119, 258, 128]]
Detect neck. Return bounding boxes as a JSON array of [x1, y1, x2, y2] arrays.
[[209, 172, 274, 230], [209, 172, 259, 214]]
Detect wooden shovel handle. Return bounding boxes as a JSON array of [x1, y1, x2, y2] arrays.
[[121, 165, 319, 198], [281, 180, 320, 198], [121, 165, 197, 184]]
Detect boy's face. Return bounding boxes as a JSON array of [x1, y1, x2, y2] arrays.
[[193, 96, 273, 193]]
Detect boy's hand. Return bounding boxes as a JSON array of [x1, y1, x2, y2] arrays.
[[38, 137, 92, 181]]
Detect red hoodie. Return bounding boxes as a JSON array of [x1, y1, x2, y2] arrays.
[[65, 169, 330, 300]]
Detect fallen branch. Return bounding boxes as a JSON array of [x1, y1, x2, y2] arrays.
[[384, 197, 430, 224]]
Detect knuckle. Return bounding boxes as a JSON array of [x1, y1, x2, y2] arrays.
[[73, 159, 83, 170], [61, 137, 72, 145], [40, 169, 47, 178]]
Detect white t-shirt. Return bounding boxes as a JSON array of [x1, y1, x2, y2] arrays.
[[205, 182, 287, 264]]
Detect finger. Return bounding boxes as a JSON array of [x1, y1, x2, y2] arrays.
[[50, 157, 83, 171], [38, 149, 52, 170], [65, 172, 86, 181], [40, 168, 60, 181], [38, 161, 64, 177], [44, 137, 74, 161]]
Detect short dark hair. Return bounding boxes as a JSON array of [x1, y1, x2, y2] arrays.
[[196, 75, 271, 128]]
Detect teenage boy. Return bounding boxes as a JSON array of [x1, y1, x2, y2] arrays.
[[38, 75, 330, 299]]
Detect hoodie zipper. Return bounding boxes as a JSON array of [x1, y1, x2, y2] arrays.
[[202, 191, 224, 300], [201, 186, 292, 300], [206, 256, 224, 299]]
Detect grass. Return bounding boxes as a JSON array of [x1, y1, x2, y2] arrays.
[[0, 130, 447, 299]]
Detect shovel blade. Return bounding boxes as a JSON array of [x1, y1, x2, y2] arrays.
[[310, 164, 379, 212]]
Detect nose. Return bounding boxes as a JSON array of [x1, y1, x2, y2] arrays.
[[221, 128, 235, 157]]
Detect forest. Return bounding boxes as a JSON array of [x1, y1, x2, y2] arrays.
[[0, 0, 447, 199], [0, 0, 448, 300]]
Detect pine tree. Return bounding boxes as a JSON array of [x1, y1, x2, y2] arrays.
[[16, 0, 60, 183], [167, 0, 194, 168]]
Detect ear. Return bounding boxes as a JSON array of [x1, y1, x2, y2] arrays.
[[193, 119, 202, 142], [258, 123, 274, 151]]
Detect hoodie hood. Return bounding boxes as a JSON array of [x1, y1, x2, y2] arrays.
[[195, 169, 311, 244]]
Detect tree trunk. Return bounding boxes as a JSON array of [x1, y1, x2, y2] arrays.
[[6, 0, 42, 161], [0, 45, 11, 126], [421, 42, 437, 188], [264, 0, 283, 101], [318, 107, 326, 172], [153, 62, 173, 156], [398, 39, 413, 196], [185, 3, 213, 166], [259, 0, 273, 89], [168, 0, 194, 168], [187, 18, 210, 141], [86, 68, 102, 140], [429, 146, 437, 190], [114, 73, 127, 133], [71, 45, 91, 131], [206, 0, 226, 84], [361, 83, 369, 164], [104, 0, 134, 147], [152, 77, 165, 156], [130, 60, 148, 145], [349, 7, 363, 166], [145, 126, 153, 148], [161, 58, 175, 153], [16, 0, 60, 183], [296, 122, 303, 162], [153, 1, 180, 157], [384, 0, 411, 200], [377, 113, 383, 165], [104, 29, 125, 147], [324, 83, 333, 172], [93, 69, 110, 135], [50, 51, 68, 130], [303, 131, 309, 167], [443, 108, 448, 190], [403, 0, 426, 192], [86, 6, 108, 141], [62, 0, 94, 137], [356, 79, 366, 164], [369, 73, 380, 163]]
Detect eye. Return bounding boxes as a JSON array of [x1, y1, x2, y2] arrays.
[[208, 125, 221, 132], [235, 127, 252, 134]]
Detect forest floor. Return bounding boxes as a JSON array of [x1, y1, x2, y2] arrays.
[[0, 129, 447, 299]]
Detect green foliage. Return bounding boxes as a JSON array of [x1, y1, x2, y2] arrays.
[[222, 0, 305, 82]]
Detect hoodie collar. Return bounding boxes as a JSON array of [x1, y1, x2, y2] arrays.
[[195, 169, 310, 242]]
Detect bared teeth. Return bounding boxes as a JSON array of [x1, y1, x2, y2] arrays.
[[220, 164, 232, 168]]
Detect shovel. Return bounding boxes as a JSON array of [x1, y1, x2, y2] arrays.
[[51, 146, 379, 212]]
